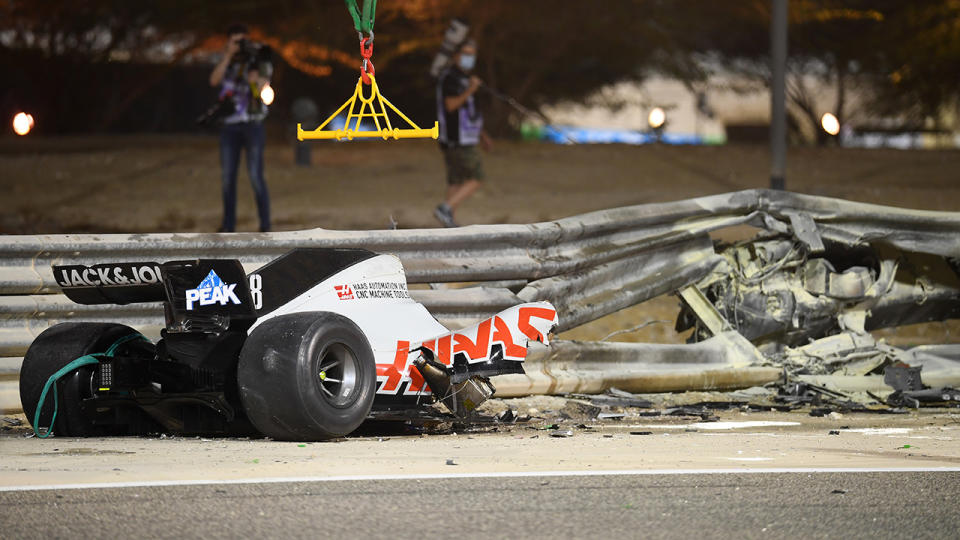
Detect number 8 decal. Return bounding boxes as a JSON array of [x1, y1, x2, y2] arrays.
[[249, 274, 263, 310]]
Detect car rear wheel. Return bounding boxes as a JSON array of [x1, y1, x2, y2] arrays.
[[237, 312, 377, 441], [20, 322, 141, 437]]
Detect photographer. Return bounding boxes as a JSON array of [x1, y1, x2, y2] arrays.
[[209, 23, 272, 232]]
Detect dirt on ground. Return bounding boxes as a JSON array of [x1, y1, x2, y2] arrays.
[[1, 135, 958, 345], [3, 402, 960, 487]]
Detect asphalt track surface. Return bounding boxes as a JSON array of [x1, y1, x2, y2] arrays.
[[2, 470, 958, 539]]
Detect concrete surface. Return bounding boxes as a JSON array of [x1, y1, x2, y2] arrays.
[[2, 471, 959, 538], [2, 410, 959, 489]]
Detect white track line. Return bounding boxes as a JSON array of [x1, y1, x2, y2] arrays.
[[2, 467, 959, 492]]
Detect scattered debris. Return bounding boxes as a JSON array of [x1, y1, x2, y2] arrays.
[[550, 430, 574, 438], [883, 364, 960, 408], [560, 400, 602, 420], [888, 388, 960, 408], [629, 431, 653, 436], [828, 430, 840, 435], [665, 407, 720, 422], [570, 388, 654, 409], [884, 364, 924, 392], [445, 458, 457, 465], [777, 381, 850, 405]]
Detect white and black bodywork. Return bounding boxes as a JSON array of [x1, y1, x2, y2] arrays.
[[20, 248, 558, 441]]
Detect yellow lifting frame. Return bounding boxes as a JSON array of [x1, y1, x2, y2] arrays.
[[297, 74, 438, 141]]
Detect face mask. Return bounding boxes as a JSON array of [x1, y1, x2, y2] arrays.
[[458, 54, 476, 71]]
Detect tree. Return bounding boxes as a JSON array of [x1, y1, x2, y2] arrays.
[[654, 1, 960, 141], [4, 1, 960, 136], [859, 1, 960, 129]]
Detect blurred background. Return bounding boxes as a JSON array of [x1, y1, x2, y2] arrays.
[[1, 0, 959, 236]]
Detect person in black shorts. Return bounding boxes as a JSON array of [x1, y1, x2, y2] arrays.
[[434, 40, 491, 227]]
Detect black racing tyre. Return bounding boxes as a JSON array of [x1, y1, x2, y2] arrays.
[[238, 312, 377, 441], [19, 322, 140, 437]]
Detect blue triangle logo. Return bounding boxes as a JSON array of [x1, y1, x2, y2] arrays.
[[196, 270, 223, 290]]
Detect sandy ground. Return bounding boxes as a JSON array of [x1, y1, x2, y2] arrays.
[[1, 136, 958, 346], [3, 136, 960, 235], [2, 405, 959, 488]]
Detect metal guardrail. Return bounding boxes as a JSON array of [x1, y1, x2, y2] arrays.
[[4, 189, 957, 293], [2, 189, 959, 413], [494, 332, 779, 396], [0, 236, 720, 358], [3, 188, 960, 353]]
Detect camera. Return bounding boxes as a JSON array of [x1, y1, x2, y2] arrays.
[[196, 93, 236, 126], [430, 18, 470, 78], [197, 39, 274, 125], [232, 38, 273, 74]]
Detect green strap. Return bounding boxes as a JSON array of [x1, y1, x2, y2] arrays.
[[345, 0, 377, 34], [33, 333, 148, 438]]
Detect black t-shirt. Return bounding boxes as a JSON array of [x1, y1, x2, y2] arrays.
[[436, 67, 483, 147]]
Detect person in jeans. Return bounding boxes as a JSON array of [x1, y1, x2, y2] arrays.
[[209, 23, 271, 232], [434, 39, 491, 227]]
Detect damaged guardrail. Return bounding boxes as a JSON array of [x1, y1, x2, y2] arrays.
[[6, 189, 956, 294], [494, 333, 779, 396], [1, 189, 959, 414]]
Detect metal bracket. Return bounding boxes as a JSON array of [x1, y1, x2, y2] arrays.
[[297, 75, 438, 141]]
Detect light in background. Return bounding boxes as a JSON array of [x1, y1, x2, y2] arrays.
[[821, 112, 840, 136], [260, 84, 275, 106], [648, 107, 666, 129], [12, 112, 34, 136]]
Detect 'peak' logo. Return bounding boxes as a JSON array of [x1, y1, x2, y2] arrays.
[[186, 270, 241, 310]]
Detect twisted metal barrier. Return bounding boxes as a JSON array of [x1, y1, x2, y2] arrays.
[[2, 189, 959, 412]]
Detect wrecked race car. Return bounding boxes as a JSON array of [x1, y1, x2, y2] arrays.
[[678, 238, 960, 353], [19, 248, 558, 440], [672, 205, 960, 408]]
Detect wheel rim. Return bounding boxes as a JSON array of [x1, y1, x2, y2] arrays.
[[315, 343, 360, 407]]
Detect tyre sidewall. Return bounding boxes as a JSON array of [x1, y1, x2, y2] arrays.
[[239, 312, 377, 440], [20, 323, 138, 436], [297, 316, 376, 435]]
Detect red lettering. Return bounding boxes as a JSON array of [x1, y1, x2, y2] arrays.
[[377, 340, 410, 393], [518, 307, 557, 342], [437, 335, 452, 366], [492, 316, 527, 358], [406, 360, 427, 393], [453, 318, 492, 361]]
